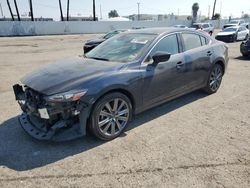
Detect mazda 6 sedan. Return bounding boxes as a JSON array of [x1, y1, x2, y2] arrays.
[[13, 28, 229, 141]]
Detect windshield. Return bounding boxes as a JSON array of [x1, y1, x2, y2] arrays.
[[223, 27, 237, 32], [86, 33, 157, 63]]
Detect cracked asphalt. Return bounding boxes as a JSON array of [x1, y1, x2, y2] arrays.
[[0, 31, 250, 187]]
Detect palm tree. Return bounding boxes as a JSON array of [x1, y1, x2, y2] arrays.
[[192, 2, 199, 23], [59, 0, 64, 21], [93, 0, 96, 21], [212, 0, 217, 20]]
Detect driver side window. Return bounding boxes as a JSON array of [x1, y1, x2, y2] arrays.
[[145, 34, 179, 63]]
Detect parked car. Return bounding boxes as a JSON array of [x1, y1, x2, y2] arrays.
[[191, 23, 214, 35], [13, 28, 228, 141], [83, 29, 127, 53], [240, 37, 250, 57], [223, 20, 246, 29], [215, 26, 249, 42], [173, 25, 188, 28]]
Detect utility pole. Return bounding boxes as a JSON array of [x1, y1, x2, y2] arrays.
[[29, 0, 34, 21], [208, 5, 210, 19], [59, 0, 64, 21], [137, 2, 140, 21], [6, 0, 14, 21], [212, 0, 217, 20], [0, 3, 4, 17], [99, 4, 102, 20], [67, 0, 69, 21], [93, 0, 96, 21], [13, 0, 20, 21]]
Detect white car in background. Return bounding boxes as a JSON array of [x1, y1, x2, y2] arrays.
[[215, 26, 249, 42]]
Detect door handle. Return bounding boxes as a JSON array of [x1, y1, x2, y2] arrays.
[[207, 51, 213, 56], [176, 61, 184, 69]]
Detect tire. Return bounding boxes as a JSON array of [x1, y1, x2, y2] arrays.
[[233, 34, 237, 42], [242, 53, 249, 57], [89, 92, 132, 141], [209, 31, 213, 36], [203, 64, 223, 94], [245, 34, 249, 40]]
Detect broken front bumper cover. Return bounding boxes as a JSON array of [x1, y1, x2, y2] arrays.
[[19, 110, 89, 142]]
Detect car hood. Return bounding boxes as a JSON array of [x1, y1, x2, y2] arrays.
[[85, 38, 105, 45], [217, 31, 236, 36], [21, 57, 125, 95]]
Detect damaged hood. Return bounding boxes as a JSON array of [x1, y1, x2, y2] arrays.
[[21, 57, 125, 95]]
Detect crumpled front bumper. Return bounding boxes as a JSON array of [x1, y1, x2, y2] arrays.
[[19, 110, 89, 141]]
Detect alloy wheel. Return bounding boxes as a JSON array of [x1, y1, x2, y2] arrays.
[[98, 98, 129, 136], [209, 65, 223, 92]]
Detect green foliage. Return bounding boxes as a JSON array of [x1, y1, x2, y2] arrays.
[[213, 13, 221, 20], [108, 10, 119, 18]]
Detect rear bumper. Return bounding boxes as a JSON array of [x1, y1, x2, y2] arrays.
[[215, 35, 235, 42]]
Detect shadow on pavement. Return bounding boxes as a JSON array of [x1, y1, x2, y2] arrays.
[[234, 56, 250, 61], [0, 90, 207, 171]]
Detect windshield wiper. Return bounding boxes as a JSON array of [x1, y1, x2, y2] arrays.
[[87, 56, 110, 61]]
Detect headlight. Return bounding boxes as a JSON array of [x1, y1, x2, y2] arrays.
[[45, 89, 88, 102]]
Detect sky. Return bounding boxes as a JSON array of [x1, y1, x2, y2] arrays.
[[0, 0, 249, 20]]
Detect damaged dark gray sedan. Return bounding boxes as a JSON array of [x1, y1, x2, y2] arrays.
[[13, 28, 229, 141]]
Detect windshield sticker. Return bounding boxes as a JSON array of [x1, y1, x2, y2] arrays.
[[131, 39, 148, 44]]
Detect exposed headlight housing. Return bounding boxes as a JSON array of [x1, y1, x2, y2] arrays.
[[45, 89, 88, 102]]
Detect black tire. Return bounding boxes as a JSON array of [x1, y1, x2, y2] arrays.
[[245, 34, 249, 40], [89, 92, 132, 141], [242, 53, 249, 57], [203, 64, 223, 94], [234, 33, 238, 42]]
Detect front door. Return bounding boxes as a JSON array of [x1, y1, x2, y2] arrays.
[[141, 34, 191, 108]]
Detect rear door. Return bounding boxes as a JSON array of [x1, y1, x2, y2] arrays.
[[180, 32, 213, 87]]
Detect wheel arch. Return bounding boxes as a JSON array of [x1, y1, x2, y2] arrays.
[[89, 87, 136, 118], [214, 60, 225, 75]]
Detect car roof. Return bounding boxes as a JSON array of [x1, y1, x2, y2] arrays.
[[127, 27, 201, 35]]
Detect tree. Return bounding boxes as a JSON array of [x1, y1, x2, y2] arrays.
[[242, 14, 249, 19], [108, 10, 119, 18], [192, 2, 199, 23], [213, 13, 221, 20], [187, 16, 192, 20]]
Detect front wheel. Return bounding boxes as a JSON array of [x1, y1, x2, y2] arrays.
[[89, 92, 132, 141], [203, 64, 223, 94]]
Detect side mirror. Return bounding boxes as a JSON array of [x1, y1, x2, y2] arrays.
[[152, 51, 171, 66]]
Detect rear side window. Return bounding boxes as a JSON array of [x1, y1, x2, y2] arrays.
[[203, 24, 209, 28], [151, 34, 179, 55], [200, 36, 208, 46], [182, 33, 202, 51]]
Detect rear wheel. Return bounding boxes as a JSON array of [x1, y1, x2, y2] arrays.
[[242, 53, 249, 57], [245, 34, 249, 40], [203, 64, 223, 94], [89, 92, 132, 140], [233, 34, 237, 42]]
